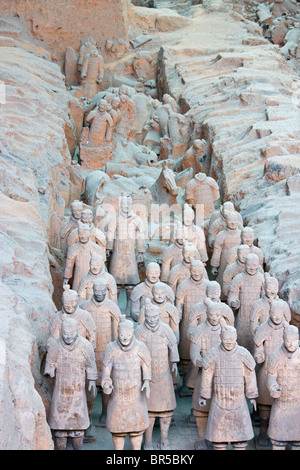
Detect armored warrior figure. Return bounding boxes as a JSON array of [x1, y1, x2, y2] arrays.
[[80, 48, 104, 99], [190, 302, 225, 449], [60, 200, 83, 255], [267, 325, 300, 450], [175, 258, 209, 395], [250, 273, 291, 336], [81, 278, 122, 425], [207, 201, 243, 249], [130, 262, 174, 322], [63, 223, 103, 291], [226, 226, 264, 268], [85, 99, 113, 147], [135, 300, 179, 450], [167, 241, 202, 294], [77, 36, 97, 71], [161, 224, 187, 283], [181, 139, 208, 176], [48, 287, 96, 347], [210, 210, 242, 297], [77, 254, 117, 303], [199, 325, 258, 450], [185, 172, 220, 221], [253, 301, 289, 446], [101, 316, 151, 450], [67, 208, 107, 262], [182, 204, 208, 263], [222, 244, 250, 297], [45, 318, 97, 450], [106, 193, 145, 315], [227, 253, 265, 351]]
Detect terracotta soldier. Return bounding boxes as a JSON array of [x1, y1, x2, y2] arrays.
[[167, 241, 202, 294], [63, 223, 103, 291], [175, 258, 209, 395], [130, 261, 174, 322], [101, 316, 151, 450], [226, 226, 264, 268], [187, 280, 235, 341], [60, 200, 83, 255], [49, 286, 96, 347], [106, 193, 145, 315], [67, 208, 106, 262], [117, 92, 135, 141], [81, 278, 122, 425], [199, 324, 258, 450], [45, 317, 98, 450], [185, 172, 220, 222], [77, 36, 97, 71], [222, 244, 251, 297], [207, 201, 243, 249], [85, 99, 113, 146], [253, 300, 289, 446], [182, 204, 208, 263], [135, 300, 179, 450], [211, 210, 242, 296], [250, 273, 291, 336], [228, 253, 265, 351], [267, 325, 300, 450], [109, 96, 122, 133], [190, 303, 225, 449], [77, 254, 117, 303], [161, 224, 187, 282], [80, 48, 104, 99]]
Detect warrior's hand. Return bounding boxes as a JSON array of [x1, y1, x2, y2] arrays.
[[270, 384, 282, 399], [88, 381, 97, 399], [250, 399, 257, 411], [141, 379, 150, 399], [172, 363, 178, 377], [254, 352, 265, 364], [230, 299, 240, 310], [199, 398, 206, 407], [211, 267, 218, 276], [103, 381, 114, 395]]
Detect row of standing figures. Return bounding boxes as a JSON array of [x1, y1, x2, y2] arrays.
[[44, 191, 298, 451]]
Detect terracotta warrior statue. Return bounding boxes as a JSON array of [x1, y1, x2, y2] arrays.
[[267, 325, 300, 450], [182, 204, 208, 264], [85, 99, 113, 147], [181, 139, 208, 176], [48, 286, 96, 347], [80, 48, 104, 99], [45, 317, 98, 450], [77, 254, 117, 303], [161, 223, 187, 283], [60, 200, 83, 255], [81, 278, 122, 426], [228, 253, 265, 352], [226, 226, 264, 268], [250, 273, 291, 336], [207, 201, 243, 249], [138, 282, 180, 342], [222, 244, 251, 297], [106, 193, 145, 315], [167, 241, 202, 294], [101, 316, 151, 450], [77, 36, 97, 71], [185, 172, 220, 222], [63, 223, 103, 291], [190, 302, 225, 449], [130, 261, 174, 322], [175, 258, 209, 396], [135, 300, 179, 450], [211, 210, 242, 297], [199, 324, 258, 450], [253, 300, 289, 447]]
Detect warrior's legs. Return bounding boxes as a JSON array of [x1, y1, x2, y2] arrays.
[[112, 433, 126, 450], [55, 437, 68, 451], [99, 391, 109, 425], [159, 415, 172, 450], [144, 415, 156, 450], [72, 436, 84, 450], [130, 432, 144, 450], [257, 404, 271, 446]]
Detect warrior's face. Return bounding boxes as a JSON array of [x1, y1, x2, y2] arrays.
[[118, 324, 134, 347], [190, 262, 204, 281], [270, 307, 283, 326], [62, 323, 78, 346], [221, 329, 237, 351], [284, 332, 299, 353], [145, 311, 160, 330], [245, 256, 259, 276], [71, 204, 83, 220], [265, 281, 278, 300], [93, 283, 107, 303], [153, 286, 166, 304], [78, 226, 90, 244], [147, 264, 160, 284], [207, 310, 221, 327], [90, 257, 103, 275], [63, 293, 78, 314]]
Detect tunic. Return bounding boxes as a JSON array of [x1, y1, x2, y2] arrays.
[[135, 322, 179, 413], [267, 345, 300, 442], [185, 224, 208, 263], [45, 336, 97, 431], [253, 319, 286, 406], [81, 297, 122, 384], [185, 174, 220, 220], [107, 211, 145, 285], [200, 344, 258, 443], [64, 240, 103, 291], [228, 270, 265, 351], [101, 337, 151, 434]]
